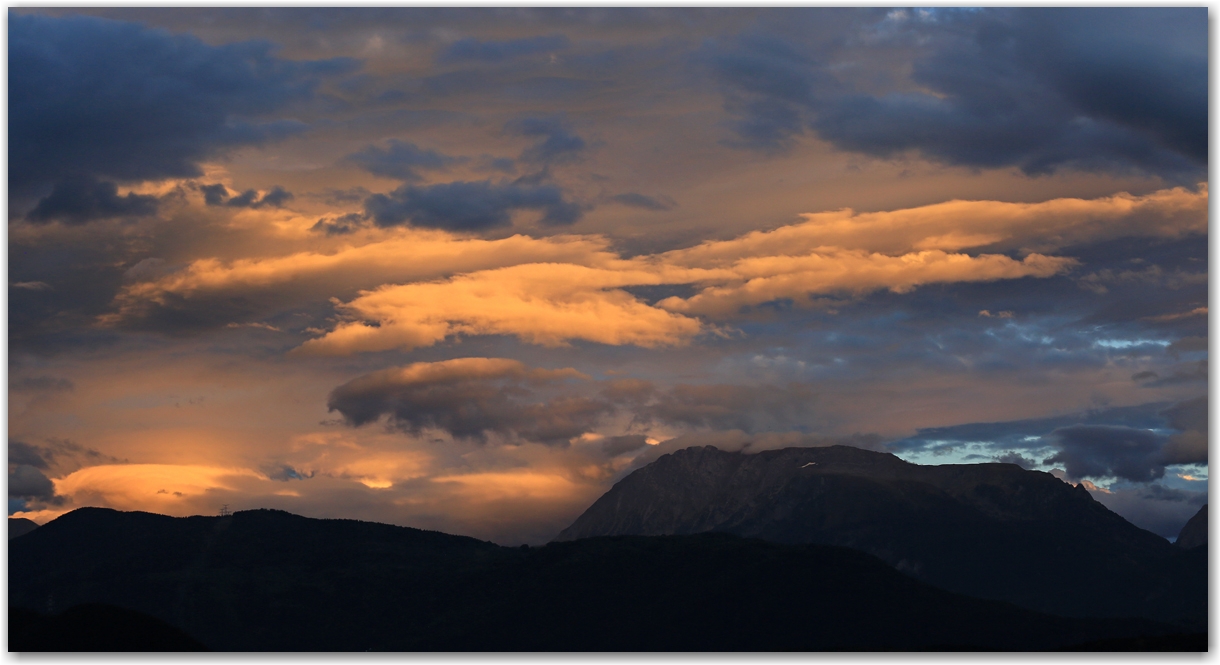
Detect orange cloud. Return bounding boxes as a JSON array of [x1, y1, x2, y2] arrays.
[[296, 263, 705, 355], [657, 250, 1074, 317], [49, 463, 262, 512]]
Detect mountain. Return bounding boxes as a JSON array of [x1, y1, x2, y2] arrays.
[[8, 507, 1190, 651], [556, 445, 1206, 626], [10, 604, 208, 651], [1176, 504, 1207, 549], [10, 517, 39, 540]]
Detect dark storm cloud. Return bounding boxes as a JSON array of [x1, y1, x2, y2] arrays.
[[9, 441, 52, 470], [25, 177, 160, 224], [1044, 425, 1168, 482], [437, 34, 571, 64], [8, 466, 57, 501], [363, 180, 584, 230], [610, 193, 676, 211], [8, 438, 121, 474], [345, 140, 464, 182], [9, 13, 360, 209], [202, 184, 295, 209], [505, 115, 588, 165], [711, 8, 1205, 178], [327, 360, 607, 446]]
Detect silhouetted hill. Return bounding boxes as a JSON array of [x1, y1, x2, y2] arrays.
[[10, 604, 208, 651], [1176, 504, 1207, 549], [8, 507, 1189, 651], [557, 445, 1206, 627], [9, 517, 39, 540]]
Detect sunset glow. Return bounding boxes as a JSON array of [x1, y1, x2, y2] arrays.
[[9, 7, 1207, 544]]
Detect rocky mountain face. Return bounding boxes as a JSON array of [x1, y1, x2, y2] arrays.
[[1176, 504, 1207, 549], [8, 507, 1191, 651], [556, 445, 1205, 626]]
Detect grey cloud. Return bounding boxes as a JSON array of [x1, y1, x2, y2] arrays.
[[629, 430, 888, 471], [1043, 425, 1167, 482], [505, 115, 588, 165], [327, 361, 604, 446], [1159, 397, 1207, 466], [639, 382, 816, 433], [610, 193, 676, 211], [25, 176, 160, 224], [311, 212, 370, 236], [263, 464, 314, 481], [10, 13, 359, 211], [601, 434, 650, 457], [202, 184, 295, 209], [711, 9, 1205, 179], [8, 441, 51, 470], [346, 140, 464, 182], [8, 465, 56, 501], [8, 438, 121, 475], [364, 180, 584, 231], [993, 452, 1038, 469], [438, 34, 571, 64], [1133, 360, 1207, 388]]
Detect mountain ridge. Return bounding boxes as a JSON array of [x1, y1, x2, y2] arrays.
[[556, 444, 1205, 626]]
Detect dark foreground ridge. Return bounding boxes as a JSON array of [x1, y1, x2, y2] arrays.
[[7, 507, 1194, 651], [557, 445, 1207, 627], [10, 604, 209, 651]]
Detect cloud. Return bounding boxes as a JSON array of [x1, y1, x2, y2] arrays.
[[639, 382, 817, 433], [611, 193, 676, 211], [345, 140, 464, 182], [364, 180, 585, 230], [437, 34, 571, 64], [25, 176, 160, 224], [662, 185, 1206, 259], [296, 263, 704, 355], [505, 115, 588, 165], [327, 358, 603, 445], [600, 434, 651, 457], [107, 186, 1196, 352], [657, 249, 1073, 318], [628, 430, 888, 470], [9, 465, 58, 501], [711, 9, 1205, 178], [994, 451, 1038, 469], [1159, 396, 1207, 466], [10, 13, 359, 209], [107, 230, 618, 333], [201, 184, 295, 209], [8, 438, 119, 474], [1044, 425, 1169, 482], [49, 463, 262, 511]]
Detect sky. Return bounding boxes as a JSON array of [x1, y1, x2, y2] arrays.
[[7, 7, 1208, 544]]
